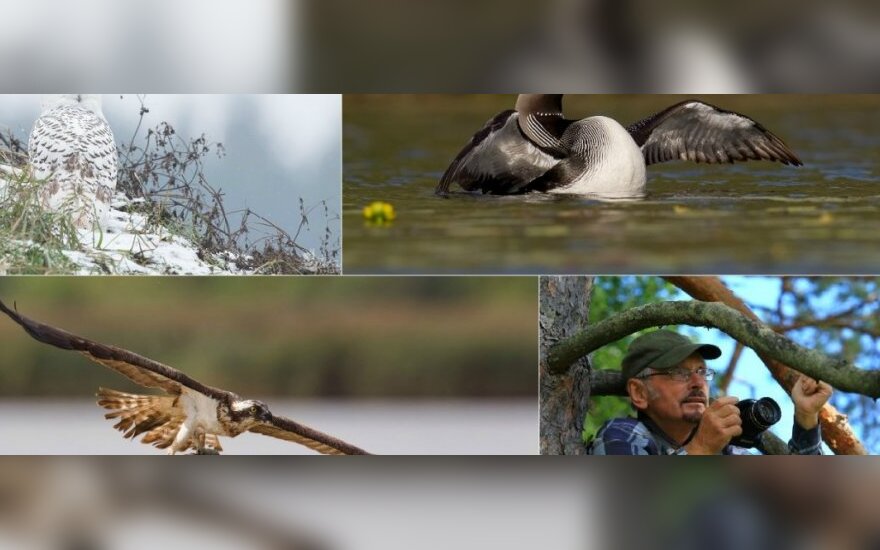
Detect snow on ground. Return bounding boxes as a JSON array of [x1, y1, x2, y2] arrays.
[[0, 178, 334, 275], [65, 193, 250, 275]]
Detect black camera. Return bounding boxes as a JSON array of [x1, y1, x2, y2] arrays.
[[730, 397, 782, 449]]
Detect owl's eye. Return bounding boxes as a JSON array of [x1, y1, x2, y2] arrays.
[[250, 406, 257, 414]]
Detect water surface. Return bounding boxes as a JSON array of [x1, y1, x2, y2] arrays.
[[344, 95, 880, 274]]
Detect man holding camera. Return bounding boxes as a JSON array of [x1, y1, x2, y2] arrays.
[[588, 330, 833, 455]]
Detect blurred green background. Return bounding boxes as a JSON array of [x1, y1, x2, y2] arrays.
[[0, 277, 537, 398]]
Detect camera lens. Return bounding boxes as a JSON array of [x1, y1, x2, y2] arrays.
[[750, 398, 782, 430], [732, 397, 783, 448]]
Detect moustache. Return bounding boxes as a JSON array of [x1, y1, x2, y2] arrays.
[[681, 392, 707, 405]]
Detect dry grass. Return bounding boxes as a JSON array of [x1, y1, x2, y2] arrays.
[[0, 97, 340, 275], [0, 167, 82, 275], [118, 99, 340, 274]]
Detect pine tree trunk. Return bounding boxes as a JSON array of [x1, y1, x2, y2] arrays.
[[539, 276, 592, 455]]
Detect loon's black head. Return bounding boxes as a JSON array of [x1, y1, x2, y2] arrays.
[[514, 94, 564, 117]]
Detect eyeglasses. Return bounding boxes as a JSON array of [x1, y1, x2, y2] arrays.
[[638, 367, 716, 382]]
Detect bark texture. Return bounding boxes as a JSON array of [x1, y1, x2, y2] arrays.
[[539, 276, 592, 455], [548, 301, 880, 400]]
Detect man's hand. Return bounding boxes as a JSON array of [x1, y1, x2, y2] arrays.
[[684, 396, 742, 455], [791, 376, 833, 430]]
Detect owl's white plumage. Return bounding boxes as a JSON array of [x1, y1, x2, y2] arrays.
[[29, 94, 118, 228]]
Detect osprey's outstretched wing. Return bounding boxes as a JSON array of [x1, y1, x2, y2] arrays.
[[626, 100, 802, 167], [0, 300, 231, 401], [250, 416, 371, 455], [2, 300, 372, 455]]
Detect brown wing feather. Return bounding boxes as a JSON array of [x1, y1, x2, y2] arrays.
[[140, 421, 222, 452], [140, 419, 185, 449], [3, 300, 358, 456], [0, 300, 233, 400], [97, 387, 180, 441], [96, 387, 223, 452], [250, 416, 371, 455]]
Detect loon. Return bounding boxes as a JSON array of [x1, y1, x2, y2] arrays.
[[436, 95, 802, 197]]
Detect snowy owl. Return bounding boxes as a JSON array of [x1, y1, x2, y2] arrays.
[[29, 94, 118, 228]]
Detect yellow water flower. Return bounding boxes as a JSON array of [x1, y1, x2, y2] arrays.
[[363, 201, 396, 224]]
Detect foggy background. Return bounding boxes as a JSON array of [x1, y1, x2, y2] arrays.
[[0, 94, 341, 254]]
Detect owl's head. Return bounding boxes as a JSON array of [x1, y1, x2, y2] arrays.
[[40, 94, 104, 115]]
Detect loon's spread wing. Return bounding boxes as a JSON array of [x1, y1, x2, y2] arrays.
[[627, 100, 802, 166], [436, 110, 517, 195]]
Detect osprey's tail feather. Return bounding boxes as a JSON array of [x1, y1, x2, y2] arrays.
[[96, 388, 222, 452]]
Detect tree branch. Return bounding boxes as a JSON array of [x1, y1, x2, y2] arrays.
[[773, 318, 880, 339], [589, 370, 628, 396], [547, 300, 880, 398], [718, 341, 744, 394], [758, 430, 792, 455], [666, 275, 868, 455]]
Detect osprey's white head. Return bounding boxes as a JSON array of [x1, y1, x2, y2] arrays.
[[230, 399, 272, 424], [40, 94, 104, 116]]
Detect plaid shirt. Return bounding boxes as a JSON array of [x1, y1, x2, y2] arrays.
[[588, 413, 823, 455]]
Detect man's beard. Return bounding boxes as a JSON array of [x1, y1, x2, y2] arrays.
[[681, 390, 708, 423]]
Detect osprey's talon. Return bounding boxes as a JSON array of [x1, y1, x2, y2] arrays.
[[194, 448, 221, 455]]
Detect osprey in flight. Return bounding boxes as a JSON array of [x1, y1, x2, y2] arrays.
[[29, 94, 118, 229], [0, 300, 370, 455]]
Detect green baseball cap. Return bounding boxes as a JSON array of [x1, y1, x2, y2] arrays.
[[621, 330, 721, 380]]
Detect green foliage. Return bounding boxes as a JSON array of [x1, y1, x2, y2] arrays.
[[582, 276, 880, 453], [583, 277, 680, 442]]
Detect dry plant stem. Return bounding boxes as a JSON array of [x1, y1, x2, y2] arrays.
[[117, 100, 338, 274], [4, 100, 339, 274], [665, 276, 867, 455]]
